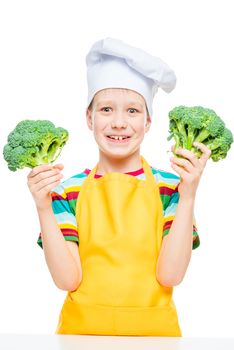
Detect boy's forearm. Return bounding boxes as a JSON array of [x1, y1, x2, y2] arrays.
[[38, 207, 82, 291], [156, 198, 194, 287]]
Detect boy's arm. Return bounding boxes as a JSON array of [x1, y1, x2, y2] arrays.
[[38, 206, 82, 291], [156, 197, 194, 287], [28, 163, 82, 292], [156, 142, 211, 287]]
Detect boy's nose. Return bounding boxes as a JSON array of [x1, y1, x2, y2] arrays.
[[111, 113, 128, 128]]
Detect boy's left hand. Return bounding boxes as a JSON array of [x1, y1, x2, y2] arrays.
[[170, 142, 211, 200]]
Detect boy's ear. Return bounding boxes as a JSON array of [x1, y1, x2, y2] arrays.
[[86, 108, 93, 130], [145, 115, 152, 132]]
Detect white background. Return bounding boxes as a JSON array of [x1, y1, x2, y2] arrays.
[[0, 0, 233, 337]]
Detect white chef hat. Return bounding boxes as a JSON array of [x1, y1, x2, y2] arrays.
[[86, 37, 176, 117]]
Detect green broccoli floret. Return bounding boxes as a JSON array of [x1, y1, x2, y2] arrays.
[[3, 119, 69, 171], [168, 106, 233, 162]]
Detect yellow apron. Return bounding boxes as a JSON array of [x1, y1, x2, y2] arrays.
[[55, 155, 182, 336]]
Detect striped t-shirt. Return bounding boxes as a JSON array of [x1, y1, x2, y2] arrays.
[[37, 166, 200, 250]]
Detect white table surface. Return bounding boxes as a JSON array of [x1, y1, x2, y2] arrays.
[[0, 335, 234, 350]]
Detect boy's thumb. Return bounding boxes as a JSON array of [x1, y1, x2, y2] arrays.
[[53, 163, 64, 170]]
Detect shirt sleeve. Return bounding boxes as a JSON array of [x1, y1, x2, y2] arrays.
[[162, 184, 200, 250], [37, 184, 79, 249]]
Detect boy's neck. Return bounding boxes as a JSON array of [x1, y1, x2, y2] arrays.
[[96, 152, 143, 175]]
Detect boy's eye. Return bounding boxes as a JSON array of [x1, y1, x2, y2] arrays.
[[101, 107, 111, 112], [100, 107, 139, 113], [128, 108, 138, 113]]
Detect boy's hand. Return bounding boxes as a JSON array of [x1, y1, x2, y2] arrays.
[[170, 142, 211, 200], [27, 163, 64, 211]]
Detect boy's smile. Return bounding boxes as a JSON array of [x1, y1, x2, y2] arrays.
[[106, 135, 131, 143], [86, 88, 152, 173]]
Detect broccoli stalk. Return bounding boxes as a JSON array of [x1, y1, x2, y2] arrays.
[[3, 120, 69, 171], [168, 106, 233, 162]]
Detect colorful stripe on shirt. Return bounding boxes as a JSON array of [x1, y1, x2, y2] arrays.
[[37, 166, 200, 250]]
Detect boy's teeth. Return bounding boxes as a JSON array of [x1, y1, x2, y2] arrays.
[[109, 136, 127, 140]]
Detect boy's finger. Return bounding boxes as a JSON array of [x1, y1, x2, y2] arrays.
[[170, 156, 194, 173], [193, 142, 211, 165], [53, 163, 64, 170], [33, 173, 63, 192], [28, 164, 53, 178], [175, 147, 200, 168], [32, 169, 63, 185]]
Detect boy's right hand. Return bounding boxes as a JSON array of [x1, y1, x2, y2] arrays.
[[27, 163, 64, 211]]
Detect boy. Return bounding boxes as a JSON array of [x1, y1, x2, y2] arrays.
[[27, 38, 211, 336]]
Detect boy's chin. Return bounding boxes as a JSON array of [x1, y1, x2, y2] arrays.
[[99, 148, 139, 160]]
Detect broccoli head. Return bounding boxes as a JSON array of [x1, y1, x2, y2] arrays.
[[3, 119, 69, 171], [168, 106, 233, 162]]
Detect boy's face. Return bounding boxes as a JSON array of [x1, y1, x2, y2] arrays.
[[86, 88, 151, 160]]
